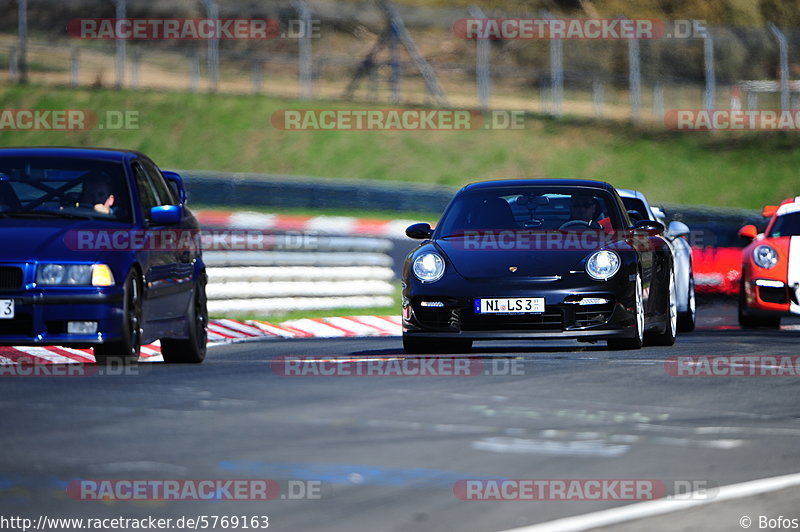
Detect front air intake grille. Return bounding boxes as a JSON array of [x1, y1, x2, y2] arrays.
[[759, 286, 788, 304], [460, 308, 564, 331], [0, 313, 32, 336], [574, 304, 615, 327], [0, 267, 23, 291]]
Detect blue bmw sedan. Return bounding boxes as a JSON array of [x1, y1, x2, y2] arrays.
[[0, 147, 207, 363]]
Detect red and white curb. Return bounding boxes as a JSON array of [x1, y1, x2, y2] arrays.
[[195, 210, 422, 239], [0, 316, 402, 365]]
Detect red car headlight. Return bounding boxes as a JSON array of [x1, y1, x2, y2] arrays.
[[753, 245, 778, 269]]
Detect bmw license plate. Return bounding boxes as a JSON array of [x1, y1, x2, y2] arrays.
[[0, 299, 14, 319], [475, 298, 544, 314]]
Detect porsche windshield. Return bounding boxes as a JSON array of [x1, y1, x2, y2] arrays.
[[0, 157, 132, 222], [768, 212, 800, 237], [621, 197, 650, 220], [435, 187, 626, 237]]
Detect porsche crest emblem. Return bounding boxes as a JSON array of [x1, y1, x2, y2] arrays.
[[509, 266, 518, 272]]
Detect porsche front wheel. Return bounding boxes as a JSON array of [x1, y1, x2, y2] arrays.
[[607, 272, 644, 350]]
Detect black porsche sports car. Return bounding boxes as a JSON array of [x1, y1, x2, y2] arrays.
[[401, 179, 677, 353]]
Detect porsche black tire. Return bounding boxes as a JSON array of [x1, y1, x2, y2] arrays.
[[607, 272, 644, 350], [646, 267, 678, 346], [677, 275, 696, 333]]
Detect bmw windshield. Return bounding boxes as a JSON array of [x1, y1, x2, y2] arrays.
[[0, 157, 133, 223]]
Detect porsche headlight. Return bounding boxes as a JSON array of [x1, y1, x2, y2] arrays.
[[586, 250, 621, 281], [753, 245, 778, 269], [37, 264, 115, 286], [412, 252, 445, 283]]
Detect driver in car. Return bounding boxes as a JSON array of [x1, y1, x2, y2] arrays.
[[567, 193, 613, 233], [78, 175, 115, 215]]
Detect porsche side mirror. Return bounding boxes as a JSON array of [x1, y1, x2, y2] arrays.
[[762, 205, 778, 218], [738, 224, 758, 240], [406, 222, 433, 240], [668, 221, 690, 238], [626, 209, 645, 223]]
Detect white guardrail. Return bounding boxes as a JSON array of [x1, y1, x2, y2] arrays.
[[203, 235, 397, 316]]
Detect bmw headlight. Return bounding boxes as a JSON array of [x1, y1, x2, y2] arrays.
[[753, 245, 778, 269], [586, 250, 621, 281], [37, 264, 115, 286], [412, 252, 445, 283]]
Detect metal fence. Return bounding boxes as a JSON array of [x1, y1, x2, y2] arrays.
[[3, 1, 800, 122]]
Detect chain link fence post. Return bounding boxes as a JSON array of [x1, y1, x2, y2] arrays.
[[71, 48, 80, 87], [745, 89, 756, 110], [252, 61, 263, 94], [628, 30, 641, 123], [592, 79, 604, 118], [200, 0, 219, 92], [469, 5, 491, 109], [389, 24, 401, 104], [112, 0, 126, 89], [131, 51, 140, 88], [768, 23, 789, 111], [703, 24, 715, 111], [544, 11, 563, 116], [653, 82, 664, 120], [190, 53, 200, 92], [295, 1, 313, 99], [8, 47, 18, 82], [17, 0, 27, 84]]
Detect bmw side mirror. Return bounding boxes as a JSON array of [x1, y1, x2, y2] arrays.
[[633, 219, 664, 234], [162, 171, 186, 205], [150, 205, 181, 225], [406, 222, 433, 240], [668, 221, 690, 238]]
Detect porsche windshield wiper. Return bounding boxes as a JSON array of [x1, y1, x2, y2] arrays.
[[0, 210, 93, 220]]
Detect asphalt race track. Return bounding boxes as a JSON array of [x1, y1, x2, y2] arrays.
[[2, 302, 800, 532]]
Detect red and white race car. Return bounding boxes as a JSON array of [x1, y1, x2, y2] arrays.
[[738, 197, 800, 328]]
